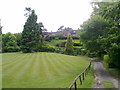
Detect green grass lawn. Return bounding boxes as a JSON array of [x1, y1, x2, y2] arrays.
[[2, 52, 90, 88], [102, 81, 115, 88]]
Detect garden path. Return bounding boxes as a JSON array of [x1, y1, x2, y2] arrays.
[[92, 61, 119, 89]]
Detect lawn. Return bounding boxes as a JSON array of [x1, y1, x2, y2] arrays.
[[2, 52, 90, 88], [102, 81, 115, 88]]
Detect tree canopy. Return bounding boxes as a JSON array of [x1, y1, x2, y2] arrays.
[[21, 9, 43, 53], [79, 2, 120, 68]]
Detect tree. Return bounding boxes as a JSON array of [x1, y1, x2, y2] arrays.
[[79, 15, 109, 57], [65, 35, 73, 54], [21, 9, 43, 53], [0, 19, 2, 52], [14, 33, 22, 47], [0, 19, 2, 35], [24, 7, 32, 17], [91, 2, 120, 68], [79, 2, 120, 68], [2, 32, 20, 52]]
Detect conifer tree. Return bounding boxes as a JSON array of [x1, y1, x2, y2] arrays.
[[21, 9, 42, 53], [65, 35, 73, 54]]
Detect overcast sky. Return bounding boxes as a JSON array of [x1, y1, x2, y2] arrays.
[[0, 0, 94, 34]]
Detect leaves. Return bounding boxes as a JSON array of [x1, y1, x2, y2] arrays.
[[21, 9, 43, 53], [78, 2, 120, 68]]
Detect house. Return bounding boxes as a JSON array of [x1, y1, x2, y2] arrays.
[[43, 26, 77, 37]]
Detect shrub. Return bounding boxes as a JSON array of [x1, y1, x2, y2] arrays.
[[81, 49, 87, 55], [40, 45, 55, 52], [56, 41, 66, 47], [103, 55, 110, 67], [73, 42, 81, 46], [72, 36, 79, 39], [86, 51, 97, 57]]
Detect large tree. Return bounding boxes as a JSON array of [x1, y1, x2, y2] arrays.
[[79, 2, 120, 68], [80, 15, 109, 56], [21, 9, 42, 53], [92, 2, 120, 68]]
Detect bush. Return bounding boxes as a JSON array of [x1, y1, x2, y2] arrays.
[[45, 35, 67, 41], [80, 49, 87, 55], [73, 42, 81, 46], [86, 51, 97, 57], [56, 41, 66, 47], [104, 55, 110, 62], [72, 36, 79, 39], [40, 45, 55, 52], [103, 55, 110, 67], [4, 46, 20, 52], [40, 44, 64, 53]]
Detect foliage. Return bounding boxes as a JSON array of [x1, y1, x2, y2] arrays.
[[45, 34, 79, 41], [79, 15, 109, 57], [14, 33, 22, 47], [2, 32, 20, 52], [108, 68, 120, 80], [40, 45, 56, 52], [56, 41, 66, 47], [103, 55, 110, 67], [56, 41, 81, 47], [45, 35, 67, 41], [65, 35, 73, 54], [21, 9, 43, 53], [78, 2, 120, 68]]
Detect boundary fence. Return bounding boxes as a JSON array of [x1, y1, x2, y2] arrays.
[[68, 61, 91, 90]]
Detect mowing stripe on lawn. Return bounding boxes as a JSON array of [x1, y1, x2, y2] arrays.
[[55, 53, 89, 74], [48, 53, 71, 74], [45, 53, 63, 76], [2, 53, 28, 69], [30, 52, 41, 77], [53, 53, 76, 69], [2, 53, 22, 65], [2, 52, 90, 88], [41, 52, 52, 79], [3, 53, 33, 77], [13, 53, 37, 79], [2, 53, 22, 64], [55, 53, 80, 67], [38, 52, 45, 77], [54, 53, 83, 72]]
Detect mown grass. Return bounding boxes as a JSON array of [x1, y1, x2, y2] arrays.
[[71, 65, 94, 88], [109, 68, 120, 80], [2, 52, 90, 88], [102, 81, 115, 88]]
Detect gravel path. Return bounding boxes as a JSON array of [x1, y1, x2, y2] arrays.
[[92, 61, 119, 89]]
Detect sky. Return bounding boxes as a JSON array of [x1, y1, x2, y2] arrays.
[[0, 0, 94, 34]]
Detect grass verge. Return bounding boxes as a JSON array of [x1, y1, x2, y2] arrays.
[[108, 68, 120, 80], [71, 64, 94, 88], [102, 80, 115, 88]]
